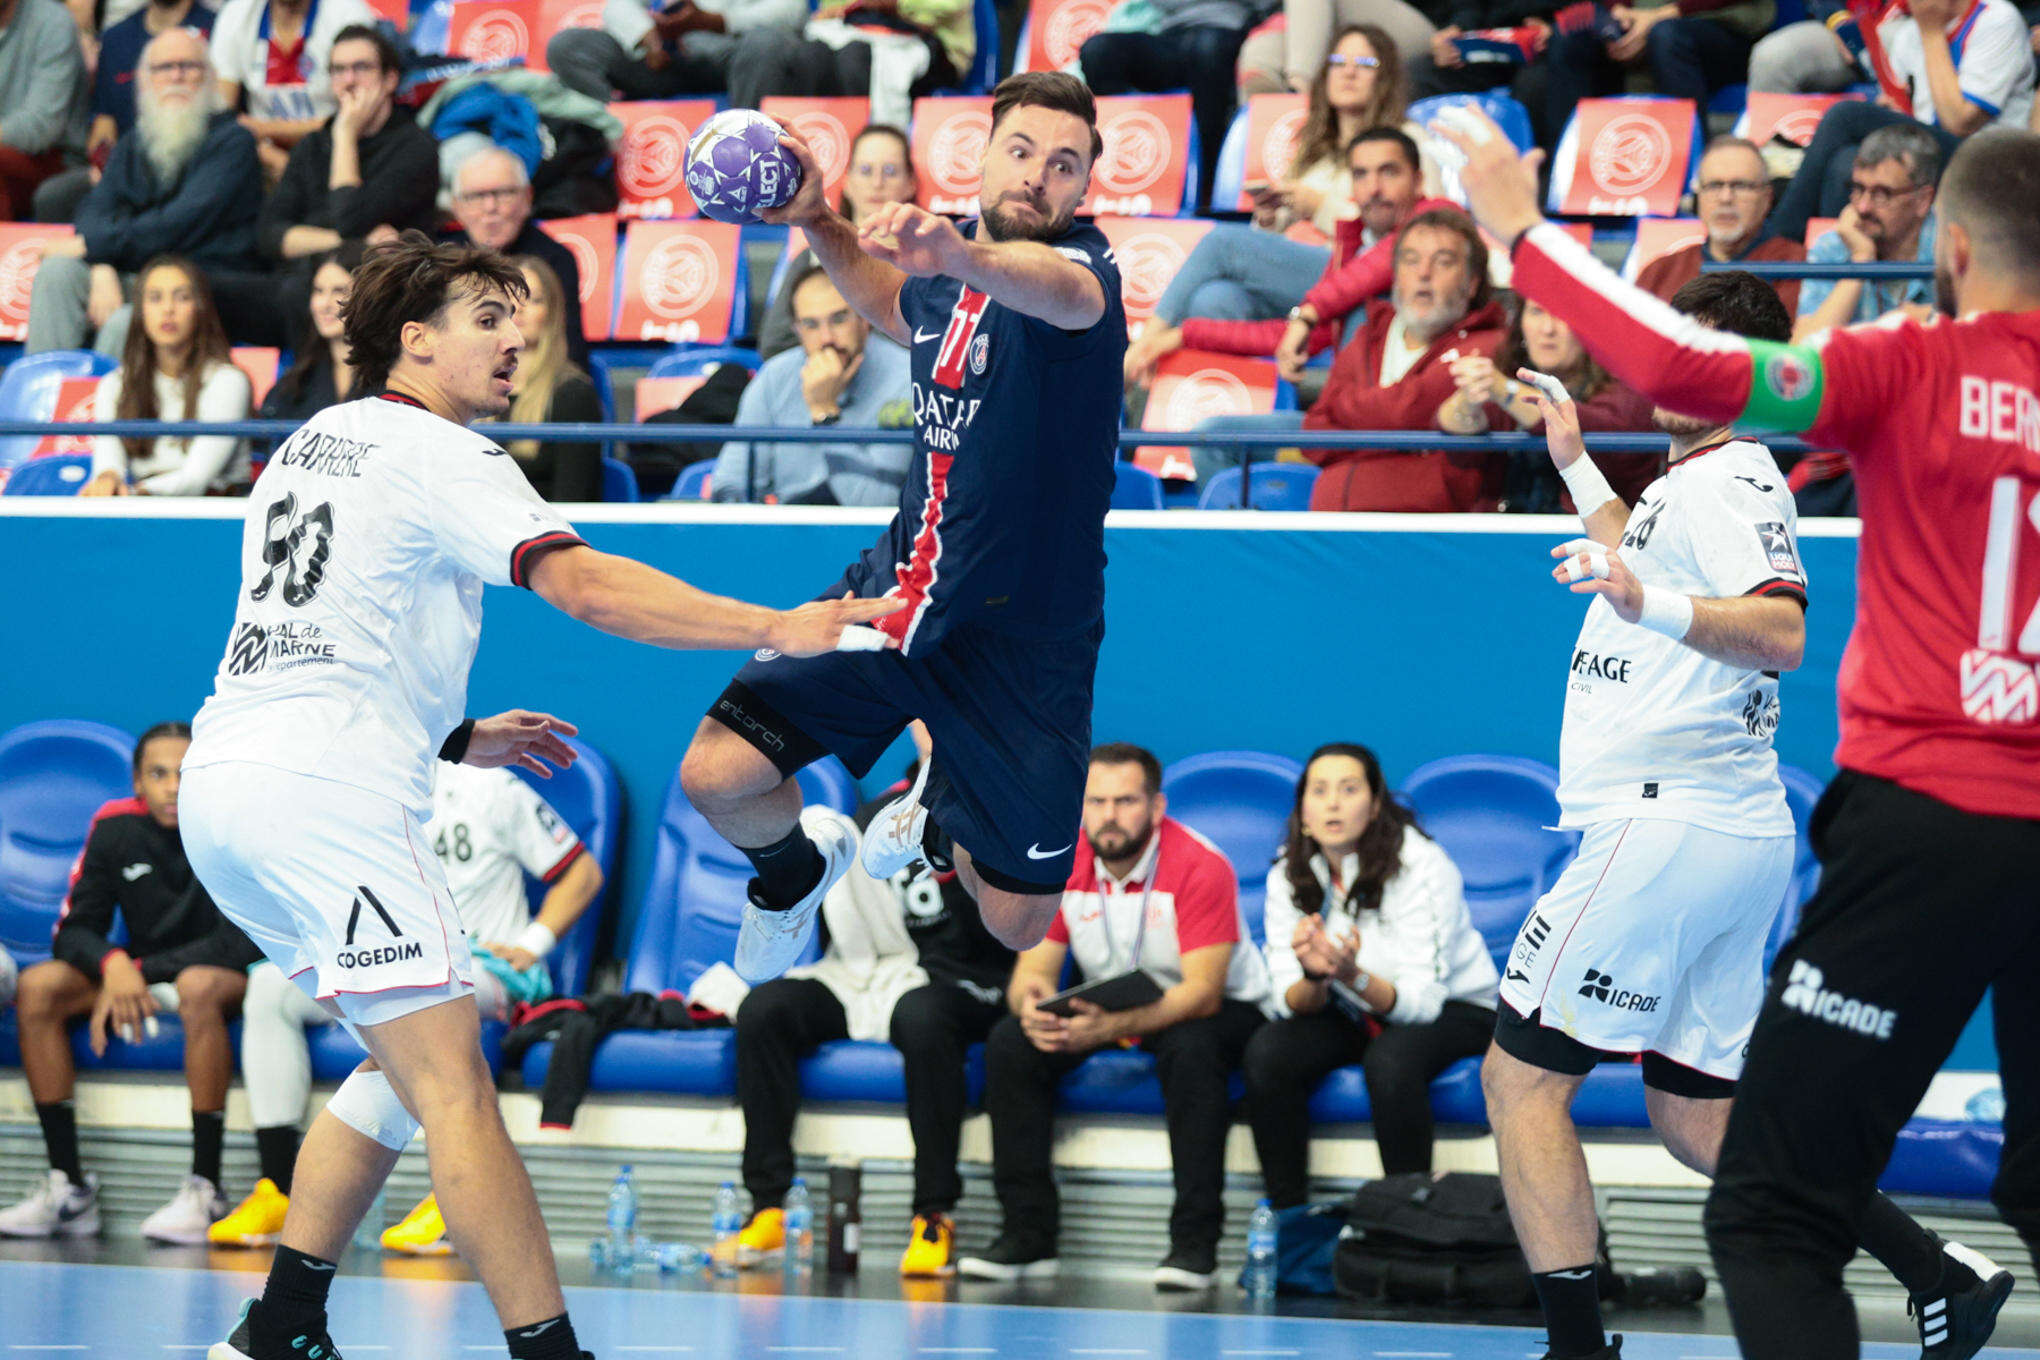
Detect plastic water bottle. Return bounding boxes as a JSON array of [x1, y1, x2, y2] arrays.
[[650, 1241, 709, 1274], [782, 1177, 815, 1276], [603, 1167, 639, 1268], [1967, 1085, 2008, 1124], [711, 1180, 743, 1279], [1244, 1198, 1278, 1300]]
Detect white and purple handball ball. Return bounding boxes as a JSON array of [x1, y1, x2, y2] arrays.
[[685, 109, 803, 225]]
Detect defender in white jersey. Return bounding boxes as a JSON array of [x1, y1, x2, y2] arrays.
[[1477, 274, 1968, 1360], [179, 234, 898, 1360]]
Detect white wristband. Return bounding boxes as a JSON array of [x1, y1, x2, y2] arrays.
[[514, 920, 558, 960], [1558, 455, 1617, 520], [1637, 586, 1694, 640]]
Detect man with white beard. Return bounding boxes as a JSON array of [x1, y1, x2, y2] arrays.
[[26, 27, 261, 355]]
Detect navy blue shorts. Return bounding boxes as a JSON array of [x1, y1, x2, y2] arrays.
[[711, 614, 1101, 895]]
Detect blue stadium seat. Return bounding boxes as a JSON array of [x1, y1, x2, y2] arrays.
[[1398, 754, 1577, 974], [509, 734, 621, 999], [2, 455, 92, 496], [1766, 762, 1828, 968], [602, 456, 640, 503], [1409, 92, 1535, 155], [1111, 460, 1165, 510], [585, 351, 618, 421], [0, 350, 117, 468], [1196, 463, 1318, 510], [0, 720, 136, 965], [645, 345, 763, 381], [800, 1036, 988, 1106], [671, 460, 713, 502], [1160, 749, 1303, 947], [518, 756, 857, 1096]]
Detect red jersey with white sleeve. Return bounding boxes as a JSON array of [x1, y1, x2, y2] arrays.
[[1048, 817, 1272, 1008], [1507, 223, 2040, 818]]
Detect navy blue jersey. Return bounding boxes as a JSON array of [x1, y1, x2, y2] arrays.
[[847, 219, 1126, 657]]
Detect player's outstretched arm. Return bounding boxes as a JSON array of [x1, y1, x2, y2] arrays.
[[1517, 367, 1630, 546], [761, 127, 911, 346], [1553, 541, 1806, 670], [528, 544, 901, 656], [1431, 108, 1832, 436], [859, 202, 1107, 331]]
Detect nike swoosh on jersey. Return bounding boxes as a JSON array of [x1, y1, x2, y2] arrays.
[[912, 329, 940, 344], [1026, 842, 1073, 860]]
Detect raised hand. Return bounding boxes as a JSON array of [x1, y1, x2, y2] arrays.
[[1428, 105, 1546, 245], [770, 592, 906, 657], [857, 202, 968, 278], [1552, 537, 1645, 621], [466, 709, 579, 777], [1517, 367, 1584, 468], [758, 125, 833, 229]]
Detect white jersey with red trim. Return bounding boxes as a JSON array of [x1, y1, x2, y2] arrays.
[[1558, 439, 1807, 837], [425, 762, 584, 946], [187, 394, 584, 817]]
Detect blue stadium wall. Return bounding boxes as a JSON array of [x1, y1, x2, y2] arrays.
[[2, 505, 1996, 1068]]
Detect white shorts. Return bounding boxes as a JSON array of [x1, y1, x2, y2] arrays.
[[1497, 818, 1795, 1082], [179, 762, 473, 1031]]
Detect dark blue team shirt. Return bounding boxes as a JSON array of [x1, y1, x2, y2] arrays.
[[95, 6, 218, 133], [846, 219, 1127, 657]]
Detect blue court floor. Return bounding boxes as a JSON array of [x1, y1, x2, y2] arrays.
[[4, 1258, 2038, 1359]]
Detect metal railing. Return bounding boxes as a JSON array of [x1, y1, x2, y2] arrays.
[[1701, 259, 1934, 280]]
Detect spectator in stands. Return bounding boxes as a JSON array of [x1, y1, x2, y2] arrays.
[[1542, 0, 1770, 152], [959, 744, 1272, 1292], [758, 123, 918, 360], [1082, 0, 1258, 213], [732, 798, 1014, 1278], [1747, 2, 1872, 95], [1795, 123, 1940, 338], [496, 255, 605, 503], [1239, 0, 1441, 93], [33, 0, 216, 223], [81, 255, 252, 495], [1434, 297, 1657, 510], [1636, 136, 1805, 314], [0, 0, 88, 221], [259, 243, 358, 431], [1768, 0, 2034, 238], [208, 760, 601, 1253], [1244, 743, 1497, 1192], [25, 29, 259, 356], [1128, 126, 1447, 397], [209, 0, 378, 180], [547, 0, 803, 103], [724, 0, 973, 123], [1298, 207, 1506, 511], [713, 262, 912, 505], [0, 721, 261, 1245], [245, 25, 437, 342], [1406, 7, 1562, 148], [444, 146, 590, 370]]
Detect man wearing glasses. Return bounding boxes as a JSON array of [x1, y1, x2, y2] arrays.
[[1636, 136, 1806, 315], [442, 146, 590, 369], [1794, 122, 1942, 340]]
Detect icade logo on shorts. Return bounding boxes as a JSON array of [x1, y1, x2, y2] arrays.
[[1578, 967, 1658, 1013]]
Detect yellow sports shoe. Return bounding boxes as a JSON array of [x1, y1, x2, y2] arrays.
[[900, 1213, 955, 1277], [207, 1178, 289, 1247], [735, 1206, 784, 1267], [381, 1193, 454, 1256]]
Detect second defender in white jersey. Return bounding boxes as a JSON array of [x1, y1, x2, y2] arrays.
[[1474, 272, 1975, 1360]]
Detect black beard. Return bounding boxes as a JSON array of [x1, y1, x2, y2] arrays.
[[1651, 406, 1714, 437], [982, 196, 1074, 244]]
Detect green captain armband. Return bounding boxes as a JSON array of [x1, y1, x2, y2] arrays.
[[1739, 339, 1827, 433]]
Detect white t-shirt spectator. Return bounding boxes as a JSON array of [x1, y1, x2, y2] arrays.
[[210, 0, 378, 125], [1877, 0, 2036, 129], [90, 360, 254, 495]]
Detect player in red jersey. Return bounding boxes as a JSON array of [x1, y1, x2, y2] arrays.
[[1434, 111, 2040, 1360]]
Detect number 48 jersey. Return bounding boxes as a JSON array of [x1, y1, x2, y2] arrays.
[[186, 394, 584, 818]]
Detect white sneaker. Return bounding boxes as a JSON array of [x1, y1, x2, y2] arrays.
[[142, 1174, 230, 1245], [0, 1169, 100, 1238], [860, 759, 934, 882], [734, 811, 854, 983]]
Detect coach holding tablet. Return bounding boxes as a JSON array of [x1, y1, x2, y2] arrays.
[[961, 743, 1273, 1294]]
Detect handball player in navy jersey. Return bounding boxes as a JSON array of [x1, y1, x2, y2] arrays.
[[681, 71, 1127, 979]]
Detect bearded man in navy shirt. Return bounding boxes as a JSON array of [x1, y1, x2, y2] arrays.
[[682, 71, 1127, 981]]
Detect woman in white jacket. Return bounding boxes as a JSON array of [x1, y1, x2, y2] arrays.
[[1245, 742, 1498, 1200]]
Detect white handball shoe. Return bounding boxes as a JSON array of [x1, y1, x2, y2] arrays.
[[0, 1169, 100, 1238], [860, 759, 934, 882], [734, 812, 854, 983], [142, 1174, 230, 1245]]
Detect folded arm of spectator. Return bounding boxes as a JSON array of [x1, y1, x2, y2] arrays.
[[328, 131, 437, 242], [79, 125, 263, 270], [51, 825, 124, 982]]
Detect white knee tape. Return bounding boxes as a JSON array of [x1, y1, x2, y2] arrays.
[[325, 1069, 419, 1151]]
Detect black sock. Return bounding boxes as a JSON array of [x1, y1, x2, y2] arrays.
[[255, 1125, 301, 1195], [921, 816, 954, 874], [192, 1109, 225, 1186], [1858, 1192, 1947, 1296], [505, 1312, 581, 1360], [1532, 1264, 1607, 1357], [254, 1245, 338, 1351], [34, 1102, 83, 1187], [741, 823, 823, 908]]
